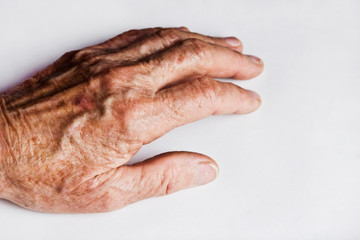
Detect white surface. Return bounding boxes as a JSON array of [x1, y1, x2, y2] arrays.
[[0, 0, 359, 239]]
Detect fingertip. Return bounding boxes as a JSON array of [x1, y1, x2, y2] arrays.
[[156, 151, 219, 187], [245, 54, 263, 65], [196, 161, 219, 185], [231, 87, 262, 114], [184, 152, 219, 186], [225, 36, 241, 46], [208, 162, 220, 178], [244, 54, 265, 75], [222, 37, 242, 52], [244, 89, 262, 113], [234, 54, 264, 80], [246, 89, 261, 101], [190, 152, 219, 186]]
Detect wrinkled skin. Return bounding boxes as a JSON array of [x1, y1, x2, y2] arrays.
[[0, 27, 263, 213]]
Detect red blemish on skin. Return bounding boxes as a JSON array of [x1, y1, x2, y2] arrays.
[[73, 95, 95, 111]]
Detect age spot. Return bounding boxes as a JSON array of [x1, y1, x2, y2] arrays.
[[73, 95, 95, 112]]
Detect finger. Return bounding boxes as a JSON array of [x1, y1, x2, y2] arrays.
[[73, 152, 218, 212], [134, 77, 261, 143], [92, 27, 190, 51], [132, 38, 263, 90], [127, 151, 219, 197], [125, 28, 243, 55], [87, 28, 242, 66]]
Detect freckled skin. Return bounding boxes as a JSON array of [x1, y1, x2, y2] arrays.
[[0, 27, 263, 213]]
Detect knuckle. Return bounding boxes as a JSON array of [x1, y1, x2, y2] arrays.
[[195, 78, 220, 110], [81, 56, 111, 76], [72, 48, 96, 63], [59, 50, 78, 63], [88, 64, 155, 97], [122, 29, 140, 41], [124, 29, 139, 36], [46, 50, 79, 72], [159, 163, 177, 196], [114, 104, 136, 129], [182, 38, 208, 58], [155, 28, 182, 44], [106, 95, 153, 137], [170, 39, 209, 68], [81, 53, 107, 66]]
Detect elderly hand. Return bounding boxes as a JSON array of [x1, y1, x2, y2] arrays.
[[0, 27, 263, 213]]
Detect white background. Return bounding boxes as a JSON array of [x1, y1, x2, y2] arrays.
[[0, 0, 359, 239]]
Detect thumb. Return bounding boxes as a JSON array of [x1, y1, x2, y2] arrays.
[[69, 151, 219, 212], [126, 151, 219, 201]]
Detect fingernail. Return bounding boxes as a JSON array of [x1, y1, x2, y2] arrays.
[[225, 37, 241, 47], [196, 162, 219, 185], [245, 54, 263, 64], [246, 89, 261, 101]]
